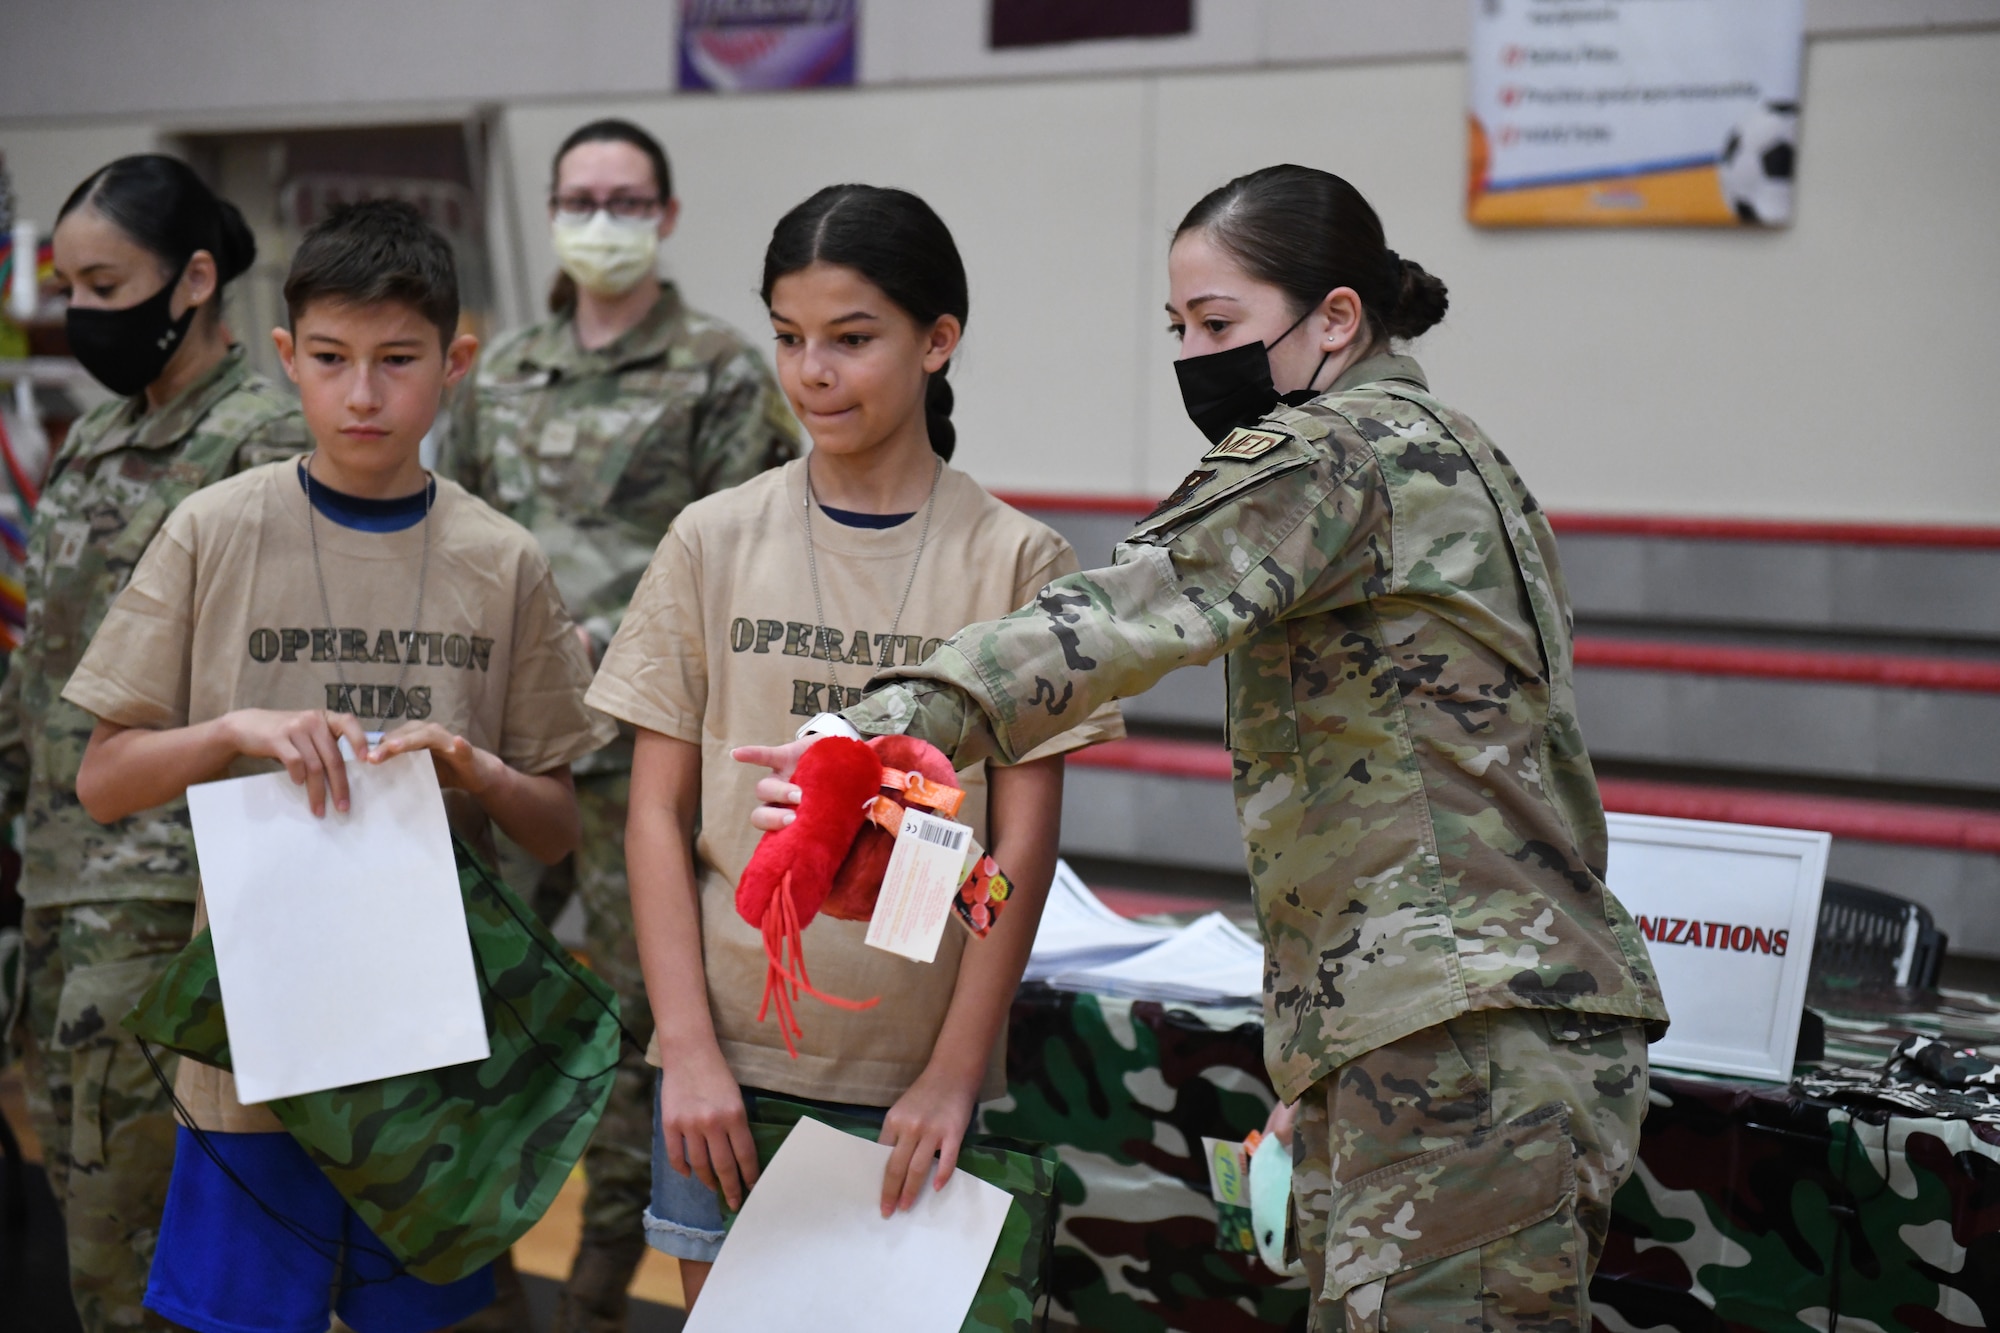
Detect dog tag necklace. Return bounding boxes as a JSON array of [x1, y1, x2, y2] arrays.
[[302, 454, 433, 712], [803, 455, 942, 706]]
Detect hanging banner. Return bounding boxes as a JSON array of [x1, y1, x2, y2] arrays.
[[678, 0, 857, 93], [1467, 0, 1805, 228]]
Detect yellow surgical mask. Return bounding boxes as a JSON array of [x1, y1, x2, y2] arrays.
[[551, 211, 659, 297]]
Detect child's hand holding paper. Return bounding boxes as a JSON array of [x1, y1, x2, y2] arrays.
[[369, 720, 504, 793], [222, 707, 374, 816]]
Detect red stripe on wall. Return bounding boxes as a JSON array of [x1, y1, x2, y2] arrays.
[[1573, 637, 2000, 694], [1545, 513, 2000, 549], [1093, 886, 1233, 919], [1070, 737, 1233, 781], [995, 491, 1160, 516], [993, 493, 2000, 550], [1597, 779, 2000, 855], [1070, 738, 2000, 854]]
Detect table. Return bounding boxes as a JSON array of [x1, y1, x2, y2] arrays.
[[984, 985, 2000, 1333], [982, 989, 1304, 1331]]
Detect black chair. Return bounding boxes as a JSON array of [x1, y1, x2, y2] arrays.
[[1808, 879, 1949, 992]]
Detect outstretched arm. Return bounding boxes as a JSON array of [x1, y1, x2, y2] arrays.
[[738, 449, 1361, 803], [850, 547, 1217, 768], [854, 446, 1357, 768], [730, 544, 1222, 800]]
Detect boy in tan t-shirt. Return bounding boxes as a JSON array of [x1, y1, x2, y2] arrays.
[[65, 200, 613, 1333]]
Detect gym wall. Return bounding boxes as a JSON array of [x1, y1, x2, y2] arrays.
[[3, 9, 1995, 521]]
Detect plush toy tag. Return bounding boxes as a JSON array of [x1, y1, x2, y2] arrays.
[[864, 808, 974, 963], [1201, 1135, 1257, 1255], [1202, 1135, 1252, 1208], [951, 840, 1013, 940], [881, 766, 965, 821]]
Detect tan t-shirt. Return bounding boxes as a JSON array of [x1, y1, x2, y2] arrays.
[[64, 461, 617, 1130], [587, 460, 1123, 1105]]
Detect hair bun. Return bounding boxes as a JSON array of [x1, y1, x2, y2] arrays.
[[58, 154, 260, 301], [212, 197, 258, 285], [924, 364, 957, 462], [1384, 257, 1449, 341], [1175, 166, 1450, 349]]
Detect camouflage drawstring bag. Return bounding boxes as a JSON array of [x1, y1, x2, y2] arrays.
[[122, 839, 623, 1284], [726, 1097, 1061, 1332]]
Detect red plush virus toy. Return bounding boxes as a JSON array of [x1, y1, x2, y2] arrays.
[[734, 736, 884, 1054], [735, 734, 970, 1056], [823, 735, 964, 921]]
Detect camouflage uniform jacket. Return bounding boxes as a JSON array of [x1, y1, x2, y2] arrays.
[[438, 284, 799, 774], [0, 346, 307, 909], [845, 354, 1668, 1103]]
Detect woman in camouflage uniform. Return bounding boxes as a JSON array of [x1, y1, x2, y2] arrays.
[[0, 154, 305, 1333], [438, 119, 796, 1333], [744, 166, 1670, 1332]]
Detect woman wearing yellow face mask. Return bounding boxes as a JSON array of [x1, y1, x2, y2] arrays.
[[437, 117, 797, 1333]]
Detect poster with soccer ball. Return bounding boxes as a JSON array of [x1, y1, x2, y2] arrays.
[[1467, 0, 1805, 227]]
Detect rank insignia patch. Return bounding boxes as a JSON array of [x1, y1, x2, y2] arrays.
[[1203, 427, 1287, 462], [1144, 468, 1216, 522]]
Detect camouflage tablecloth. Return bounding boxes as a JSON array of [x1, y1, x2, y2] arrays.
[[981, 987, 1308, 1331], [989, 984, 2000, 1333]]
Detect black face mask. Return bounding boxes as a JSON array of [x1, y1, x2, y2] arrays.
[[1173, 307, 1330, 445], [66, 260, 198, 397]]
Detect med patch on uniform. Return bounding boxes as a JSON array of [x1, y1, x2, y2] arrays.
[[1203, 427, 1287, 463]]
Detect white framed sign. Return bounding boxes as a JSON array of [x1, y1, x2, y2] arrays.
[[1467, 0, 1807, 227], [1604, 812, 1829, 1081]]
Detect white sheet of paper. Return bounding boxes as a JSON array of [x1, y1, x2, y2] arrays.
[[1021, 859, 1176, 981], [685, 1116, 1012, 1333], [186, 749, 488, 1104], [1048, 911, 1264, 1002]]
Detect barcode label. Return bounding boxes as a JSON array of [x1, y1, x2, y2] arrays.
[[865, 808, 977, 964], [914, 821, 967, 852]]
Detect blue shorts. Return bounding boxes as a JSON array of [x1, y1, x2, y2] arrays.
[[147, 1128, 495, 1333], [645, 1082, 889, 1263]]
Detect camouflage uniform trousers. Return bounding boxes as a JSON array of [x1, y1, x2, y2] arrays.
[[1291, 1008, 1649, 1332], [528, 772, 654, 1249], [19, 899, 196, 1332]]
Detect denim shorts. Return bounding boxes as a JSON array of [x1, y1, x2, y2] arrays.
[[644, 1079, 888, 1263]]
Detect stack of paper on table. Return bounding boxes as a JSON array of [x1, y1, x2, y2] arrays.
[[1045, 911, 1264, 1003], [1020, 859, 1177, 981]]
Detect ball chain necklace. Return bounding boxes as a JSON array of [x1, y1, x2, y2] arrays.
[[802, 453, 942, 706], [301, 453, 434, 712]]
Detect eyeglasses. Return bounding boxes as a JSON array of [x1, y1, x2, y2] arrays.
[[549, 194, 662, 222]]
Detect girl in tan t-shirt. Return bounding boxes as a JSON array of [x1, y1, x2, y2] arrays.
[[586, 185, 1119, 1304]]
